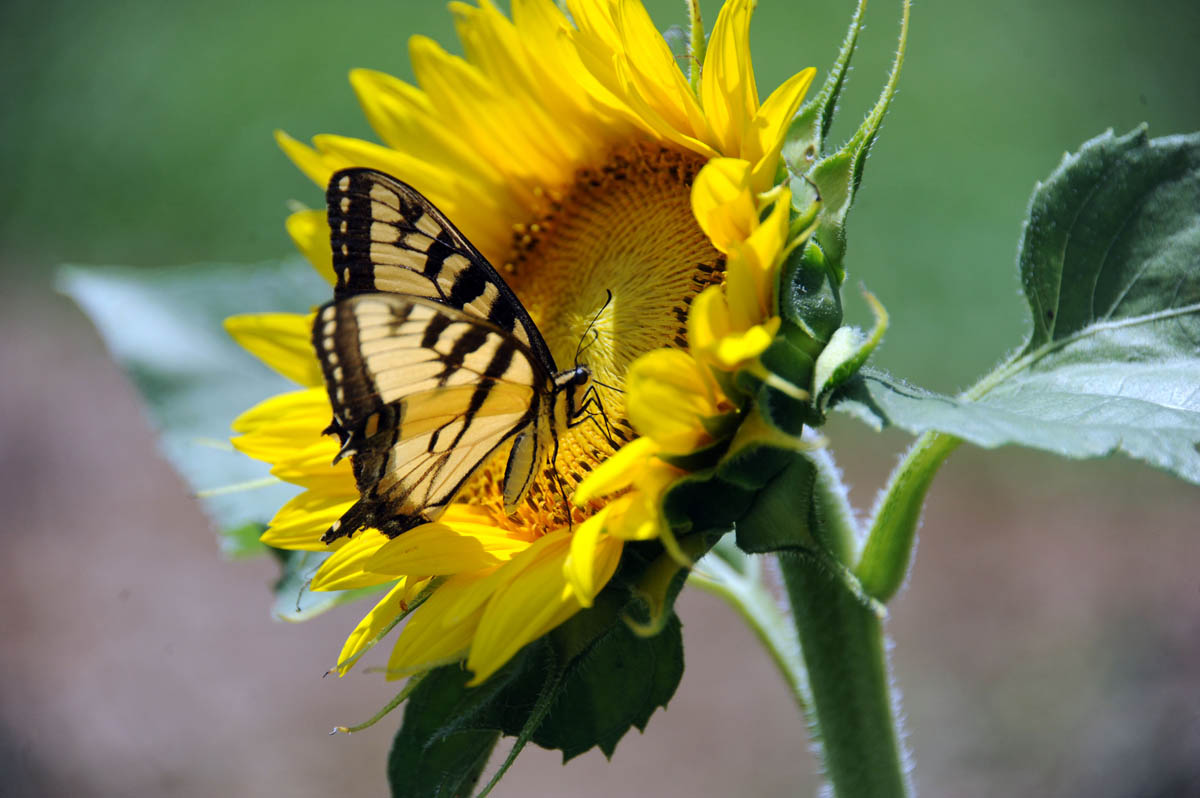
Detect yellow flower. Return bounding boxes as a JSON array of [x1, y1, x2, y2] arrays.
[[231, 0, 815, 686]]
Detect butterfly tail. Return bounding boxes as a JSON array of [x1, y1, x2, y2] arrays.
[[321, 498, 428, 543]]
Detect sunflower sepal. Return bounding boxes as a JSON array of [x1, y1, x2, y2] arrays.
[[782, 0, 867, 172], [784, 0, 908, 285], [812, 290, 889, 414], [656, 431, 732, 472], [622, 547, 694, 638], [777, 239, 844, 346], [742, 372, 813, 438], [757, 324, 819, 384], [662, 468, 757, 537], [660, 406, 809, 539]]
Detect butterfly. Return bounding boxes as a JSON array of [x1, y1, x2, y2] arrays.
[[312, 168, 599, 543]]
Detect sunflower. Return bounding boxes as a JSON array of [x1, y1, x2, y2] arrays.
[[227, 0, 815, 686]]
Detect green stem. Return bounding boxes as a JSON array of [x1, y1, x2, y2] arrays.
[[854, 431, 960, 602], [778, 552, 909, 798], [772, 452, 908, 798], [690, 548, 810, 714], [852, 340, 1021, 604]]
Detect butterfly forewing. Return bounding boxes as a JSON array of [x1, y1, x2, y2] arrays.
[[313, 294, 549, 541], [326, 168, 553, 365]]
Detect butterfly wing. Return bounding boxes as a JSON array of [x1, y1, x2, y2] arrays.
[[326, 168, 556, 368], [313, 293, 550, 541]]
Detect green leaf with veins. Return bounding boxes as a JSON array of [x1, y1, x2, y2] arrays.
[[833, 128, 1200, 484]]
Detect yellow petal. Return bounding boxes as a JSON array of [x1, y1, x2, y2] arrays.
[[260, 490, 355, 552], [333, 579, 410, 676], [687, 284, 734, 358], [724, 187, 791, 325], [701, 0, 758, 156], [268, 440, 353, 491], [366, 521, 526, 576], [563, 512, 624, 606], [611, 55, 720, 160], [285, 210, 335, 286], [743, 185, 792, 274], [350, 68, 435, 151], [542, 0, 639, 127], [409, 35, 570, 192], [436, 525, 565, 627], [626, 348, 718, 451], [606, 489, 664, 541], [467, 530, 583, 684], [573, 436, 659, 505], [233, 424, 331, 468], [231, 386, 327, 435], [450, 1, 591, 166], [437, 563, 507, 627], [230, 389, 333, 468], [748, 67, 816, 191], [724, 248, 765, 329], [275, 130, 338, 188], [691, 157, 756, 253], [508, 0, 623, 134], [225, 312, 322, 387], [711, 317, 781, 367], [310, 529, 391, 591], [612, 0, 711, 145], [387, 575, 487, 678]]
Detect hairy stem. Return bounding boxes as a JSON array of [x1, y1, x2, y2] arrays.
[[779, 550, 909, 798], [855, 431, 960, 602]]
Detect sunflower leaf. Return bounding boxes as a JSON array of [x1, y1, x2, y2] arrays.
[[832, 128, 1200, 485], [812, 289, 888, 412], [57, 259, 326, 534], [777, 240, 844, 346], [534, 614, 684, 760], [386, 667, 503, 798], [386, 642, 559, 798], [218, 521, 269, 559]]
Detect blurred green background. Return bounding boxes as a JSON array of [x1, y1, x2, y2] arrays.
[[3, 0, 1198, 387], [1, 1, 1197, 797]]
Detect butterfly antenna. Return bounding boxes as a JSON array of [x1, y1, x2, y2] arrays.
[[576, 329, 600, 362], [574, 289, 614, 368]]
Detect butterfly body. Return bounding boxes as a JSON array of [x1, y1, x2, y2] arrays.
[[313, 169, 592, 543]]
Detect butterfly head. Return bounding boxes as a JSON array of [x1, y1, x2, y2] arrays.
[[556, 366, 592, 421]]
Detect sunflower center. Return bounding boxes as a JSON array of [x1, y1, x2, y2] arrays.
[[463, 143, 722, 529]]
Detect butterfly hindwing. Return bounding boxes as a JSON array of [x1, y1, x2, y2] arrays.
[[326, 168, 552, 364], [313, 294, 549, 541]]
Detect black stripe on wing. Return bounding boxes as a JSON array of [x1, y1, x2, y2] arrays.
[[325, 168, 554, 371], [312, 293, 549, 542]]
